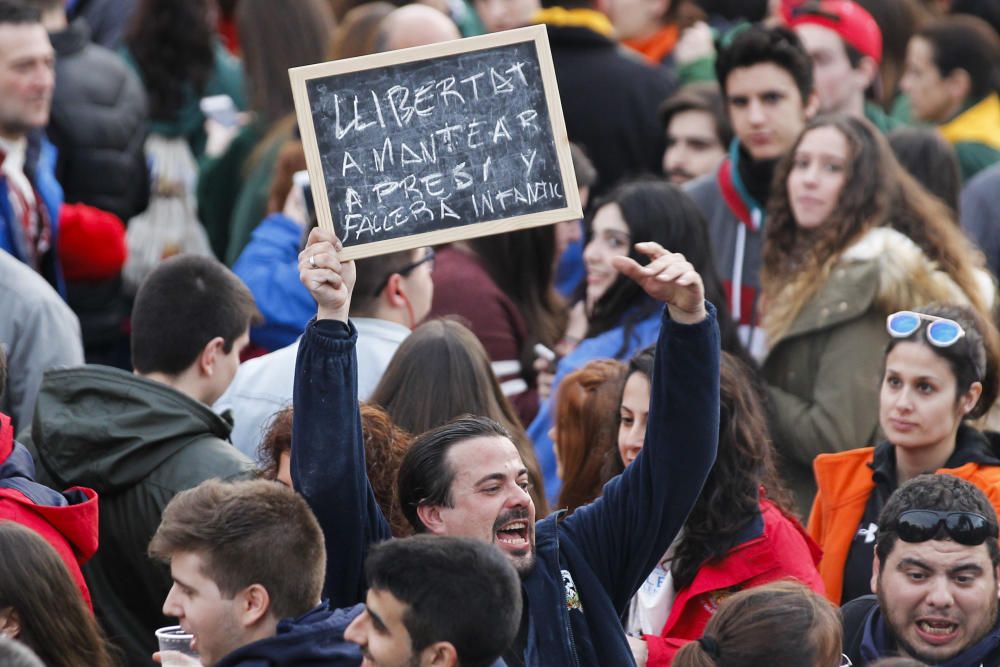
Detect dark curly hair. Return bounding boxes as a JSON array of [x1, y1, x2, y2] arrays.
[[124, 0, 215, 122], [668, 352, 795, 591], [715, 24, 813, 102], [876, 473, 1000, 567], [257, 404, 414, 537]]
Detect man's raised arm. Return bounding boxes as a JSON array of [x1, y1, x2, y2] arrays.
[[563, 242, 721, 611], [291, 227, 392, 608]]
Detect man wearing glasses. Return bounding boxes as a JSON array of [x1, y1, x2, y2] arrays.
[[842, 474, 1000, 666], [216, 246, 435, 459]]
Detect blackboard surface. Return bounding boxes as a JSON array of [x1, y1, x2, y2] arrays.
[[291, 27, 581, 259]]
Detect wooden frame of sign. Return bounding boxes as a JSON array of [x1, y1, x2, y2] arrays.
[[289, 25, 582, 260]]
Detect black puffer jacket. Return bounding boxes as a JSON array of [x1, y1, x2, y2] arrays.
[[46, 19, 149, 222]]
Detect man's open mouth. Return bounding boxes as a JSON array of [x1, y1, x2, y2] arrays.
[[915, 618, 960, 644], [495, 521, 529, 546]]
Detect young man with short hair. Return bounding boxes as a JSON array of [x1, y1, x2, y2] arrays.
[[150, 479, 361, 667], [25, 255, 258, 665], [293, 225, 721, 666], [658, 83, 731, 185], [842, 474, 1000, 665], [218, 245, 434, 458], [785, 0, 902, 133], [346, 535, 522, 667], [900, 15, 1000, 181], [0, 0, 62, 292], [684, 24, 818, 356]]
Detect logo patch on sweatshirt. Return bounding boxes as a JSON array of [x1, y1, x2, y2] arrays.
[[562, 569, 583, 611]]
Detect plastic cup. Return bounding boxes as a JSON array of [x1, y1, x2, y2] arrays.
[[155, 625, 199, 666]]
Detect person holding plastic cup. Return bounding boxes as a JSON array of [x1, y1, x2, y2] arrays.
[[809, 304, 1000, 607]]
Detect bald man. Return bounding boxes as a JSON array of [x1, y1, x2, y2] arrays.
[[376, 4, 460, 51]]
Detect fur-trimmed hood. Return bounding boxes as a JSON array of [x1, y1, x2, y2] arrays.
[[766, 227, 994, 346]]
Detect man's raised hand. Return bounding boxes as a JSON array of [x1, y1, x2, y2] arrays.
[[298, 227, 356, 323], [611, 242, 706, 324]]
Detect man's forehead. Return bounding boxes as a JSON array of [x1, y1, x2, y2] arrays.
[[889, 539, 993, 568], [726, 63, 801, 97], [447, 436, 524, 475], [0, 23, 52, 58]]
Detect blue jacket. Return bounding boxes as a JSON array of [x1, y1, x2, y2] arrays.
[[0, 133, 64, 295], [215, 602, 363, 666], [234, 213, 315, 351], [293, 304, 720, 666], [528, 312, 662, 502]]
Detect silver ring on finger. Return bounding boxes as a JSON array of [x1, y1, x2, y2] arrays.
[[309, 255, 317, 269]]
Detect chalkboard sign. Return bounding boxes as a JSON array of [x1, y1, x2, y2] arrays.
[[290, 25, 581, 260]]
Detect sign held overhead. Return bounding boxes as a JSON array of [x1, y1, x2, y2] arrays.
[[290, 25, 581, 260]]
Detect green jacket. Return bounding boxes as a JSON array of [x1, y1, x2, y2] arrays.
[[762, 227, 989, 517], [24, 365, 255, 666]]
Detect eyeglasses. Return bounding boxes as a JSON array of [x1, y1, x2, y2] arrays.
[[891, 509, 998, 546], [886, 311, 966, 348], [372, 249, 435, 297]]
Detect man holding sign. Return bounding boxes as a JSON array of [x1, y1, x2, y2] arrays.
[[291, 226, 720, 666]]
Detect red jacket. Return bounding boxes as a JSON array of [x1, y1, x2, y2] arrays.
[[0, 412, 98, 608], [644, 500, 825, 666]]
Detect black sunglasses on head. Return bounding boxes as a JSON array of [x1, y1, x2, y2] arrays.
[[892, 509, 998, 546]]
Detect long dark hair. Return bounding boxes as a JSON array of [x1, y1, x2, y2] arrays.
[[0, 523, 117, 667], [236, 0, 334, 128], [469, 225, 568, 371], [584, 179, 745, 360], [370, 318, 549, 516], [669, 353, 795, 590], [124, 0, 215, 122]]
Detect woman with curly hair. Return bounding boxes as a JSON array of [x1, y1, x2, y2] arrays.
[[759, 114, 995, 514], [618, 349, 824, 666], [257, 404, 414, 537], [122, 0, 245, 157]]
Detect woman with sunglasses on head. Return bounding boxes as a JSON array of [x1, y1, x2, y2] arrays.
[[808, 304, 1000, 607], [760, 114, 995, 516]]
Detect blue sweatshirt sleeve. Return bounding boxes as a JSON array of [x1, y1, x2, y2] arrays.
[[292, 317, 393, 608], [234, 213, 316, 350], [561, 303, 721, 612]]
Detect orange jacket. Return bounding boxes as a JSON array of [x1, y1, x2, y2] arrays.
[[808, 447, 1000, 605]]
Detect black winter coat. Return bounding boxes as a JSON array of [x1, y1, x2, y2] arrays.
[[544, 23, 676, 196], [47, 19, 149, 222]]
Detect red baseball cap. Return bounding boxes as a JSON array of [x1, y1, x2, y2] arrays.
[[784, 0, 883, 65]]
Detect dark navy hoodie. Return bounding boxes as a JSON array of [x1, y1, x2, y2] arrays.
[[214, 602, 363, 666], [292, 305, 721, 666]]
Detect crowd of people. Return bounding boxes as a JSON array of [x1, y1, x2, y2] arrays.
[[0, 0, 999, 665]]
